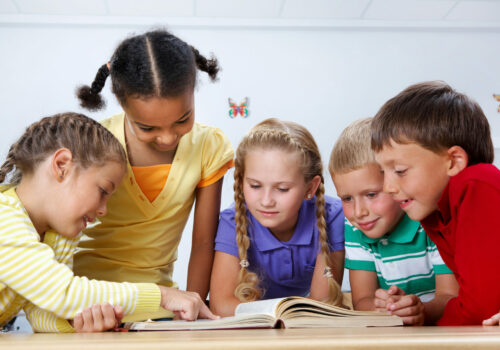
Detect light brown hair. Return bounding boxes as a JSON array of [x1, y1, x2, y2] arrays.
[[233, 118, 343, 305], [329, 118, 376, 175], [0, 112, 127, 184], [371, 81, 494, 165]]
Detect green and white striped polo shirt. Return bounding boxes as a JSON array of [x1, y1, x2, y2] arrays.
[[345, 214, 452, 302]]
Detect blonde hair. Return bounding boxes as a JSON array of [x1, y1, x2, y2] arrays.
[[233, 118, 343, 306], [329, 118, 376, 175], [0, 112, 127, 184]]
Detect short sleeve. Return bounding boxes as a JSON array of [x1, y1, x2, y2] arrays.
[[426, 235, 453, 275], [214, 206, 239, 258], [325, 197, 345, 252], [344, 220, 376, 271], [200, 126, 234, 181]]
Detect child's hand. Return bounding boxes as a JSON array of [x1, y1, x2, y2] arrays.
[[158, 286, 219, 321], [483, 312, 500, 326], [71, 303, 123, 332], [375, 285, 425, 326]]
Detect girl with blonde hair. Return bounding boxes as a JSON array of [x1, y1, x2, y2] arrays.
[[210, 118, 345, 316]]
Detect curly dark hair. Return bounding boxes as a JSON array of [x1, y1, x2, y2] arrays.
[[76, 29, 219, 110]]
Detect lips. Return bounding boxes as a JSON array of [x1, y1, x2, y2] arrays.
[[398, 199, 413, 209], [257, 210, 279, 218], [357, 218, 379, 231]]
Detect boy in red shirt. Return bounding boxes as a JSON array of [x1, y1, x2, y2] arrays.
[[371, 81, 500, 326]]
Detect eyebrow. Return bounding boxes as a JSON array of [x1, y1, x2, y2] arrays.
[[134, 109, 193, 128]]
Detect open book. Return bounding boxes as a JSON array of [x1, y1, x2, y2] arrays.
[[123, 296, 402, 331]]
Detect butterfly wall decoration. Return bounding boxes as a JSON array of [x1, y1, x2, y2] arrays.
[[494, 94, 500, 112], [228, 97, 249, 118]]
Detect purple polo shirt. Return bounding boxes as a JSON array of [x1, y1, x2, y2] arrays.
[[214, 196, 344, 299]]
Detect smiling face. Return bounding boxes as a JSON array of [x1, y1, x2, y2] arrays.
[[122, 92, 195, 155], [52, 162, 125, 238], [242, 148, 313, 242], [332, 163, 403, 239], [375, 140, 451, 222]]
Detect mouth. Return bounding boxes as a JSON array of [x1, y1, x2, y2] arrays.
[[398, 199, 413, 209], [357, 218, 379, 231], [257, 210, 279, 218]]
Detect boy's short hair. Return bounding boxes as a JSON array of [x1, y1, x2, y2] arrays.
[[329, 118, 376, 175], [371, 81, 494, 165]]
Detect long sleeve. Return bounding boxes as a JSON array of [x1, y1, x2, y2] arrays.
[[437, 180, 500, 325], [0, 203, 161, 321]]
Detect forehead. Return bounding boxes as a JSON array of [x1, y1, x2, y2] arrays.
[[333, 164, 383, 193], [244, 149, 303, 180], [124, 92, 194, 126]]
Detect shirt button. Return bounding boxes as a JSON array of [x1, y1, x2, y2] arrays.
[[380, 239, 388, 245]]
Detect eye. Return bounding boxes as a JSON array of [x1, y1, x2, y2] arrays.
[[138, 126, 154, 132], [249, 184, 260, 189], [366, 192, 378, 199], [277, 188, 289, 193], [176, 116, 191, 124], [341, 196, 352, 203], [395, 169, 407, 176], [100, 188, 109, 196]]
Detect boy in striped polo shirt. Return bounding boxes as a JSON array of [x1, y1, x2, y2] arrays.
[[329, 118, 457, 326]]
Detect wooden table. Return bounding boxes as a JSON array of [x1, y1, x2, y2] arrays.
[[2, 327, 500, 349]]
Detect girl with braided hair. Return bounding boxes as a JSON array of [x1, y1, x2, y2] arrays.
[[210, 118, 345, 316], [0, 113, 217, 333], [74, 29, 233, 320]]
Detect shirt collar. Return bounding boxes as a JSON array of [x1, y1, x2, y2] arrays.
[[361, 214, 421, 244], [252, 199, 315, 252]]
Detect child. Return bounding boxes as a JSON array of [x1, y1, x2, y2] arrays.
[[209, 118, 345, 317], [74, 29, 234, 320], [0, 113, 216, 333], [329, 118, 457, 326], [371, 81, 500, 325]]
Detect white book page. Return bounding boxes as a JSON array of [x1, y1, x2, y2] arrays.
[[234, 298, 285, 317]]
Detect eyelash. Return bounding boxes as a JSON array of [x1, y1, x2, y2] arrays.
[[100, 188, 109, 196]]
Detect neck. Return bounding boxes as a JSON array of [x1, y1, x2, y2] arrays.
[[16, 178, 49, 239]]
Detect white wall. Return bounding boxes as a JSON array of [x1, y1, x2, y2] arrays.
[[1, 22, 499, 292]]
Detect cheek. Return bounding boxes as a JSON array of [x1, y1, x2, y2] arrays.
[[341, 203, 354, 222], [370, 196, 397, 216]]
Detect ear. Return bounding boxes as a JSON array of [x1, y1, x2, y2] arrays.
[[305, 175, 322, 200], [51, 148, 74, 182], [446, 146, 468, 177]]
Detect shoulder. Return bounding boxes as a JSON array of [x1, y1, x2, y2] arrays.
[[99, 113, 124, 132], [188, 123, 231, 145], [323, 196, 343, 217], [451, 163, 500, 192]]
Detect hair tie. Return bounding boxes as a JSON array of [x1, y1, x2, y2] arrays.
[[323, 266, 333, 279], [239, 259, 249, 268]]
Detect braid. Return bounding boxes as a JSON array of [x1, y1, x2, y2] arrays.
[[0, 147, 18, 184], [233, 163, 261, 301], [0, 112, 126, 185], [315, 182, 343, 306], [76, 63, 109, 111], [190, 46, 219, 81]]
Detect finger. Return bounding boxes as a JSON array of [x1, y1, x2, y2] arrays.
[[388, 295, 420, 312], [91, 304, 105, 331], [113, 305, 124, 324], [483, 313, 500, 326], [388, 285, 406, 296], [198, 302, 219, 320], [373, 297, 387, 309], [391, 305, 423, 317], [73, 313, 84, 332], [81, 307, 94, 333], [374, 289, 390, 300], [101, 303, 118, 330]]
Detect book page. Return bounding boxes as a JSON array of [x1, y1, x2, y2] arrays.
[[235, 297, 287, 317]]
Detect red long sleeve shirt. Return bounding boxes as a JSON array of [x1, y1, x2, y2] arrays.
[[421, 163, 500, 325]]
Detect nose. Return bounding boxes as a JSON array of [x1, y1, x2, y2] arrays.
[[353, 200, 368, 219], [156, 131, 177, 146], [260, 189, 275, 207], [383, 173, 398, 195], [96, 202, 107, 217]]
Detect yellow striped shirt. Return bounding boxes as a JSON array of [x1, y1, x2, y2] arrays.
[[0, 186, 161, 332]]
